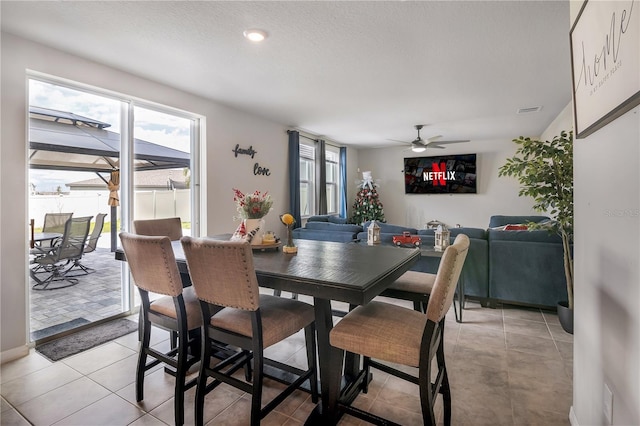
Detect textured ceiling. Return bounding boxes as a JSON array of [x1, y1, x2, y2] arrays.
[[1, 1, 572, 148]]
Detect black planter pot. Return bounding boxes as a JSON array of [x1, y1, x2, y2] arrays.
[[557, 301, 573, 334]]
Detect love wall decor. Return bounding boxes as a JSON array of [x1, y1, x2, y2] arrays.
[[570, 0, 639, 139], [232, 144, 271, 176]]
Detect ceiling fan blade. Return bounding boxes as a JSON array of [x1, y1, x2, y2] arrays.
[[430, 139, 470, 144], [427, 144, 447, 149], [387, 138, 412, 144]]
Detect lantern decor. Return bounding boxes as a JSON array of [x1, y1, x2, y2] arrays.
[[280, 213, 298, 254], [367, 220, 381, 245], [434, 224, 451, 252]]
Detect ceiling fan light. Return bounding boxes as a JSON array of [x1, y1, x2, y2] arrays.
[[412, 145, 426, 153]]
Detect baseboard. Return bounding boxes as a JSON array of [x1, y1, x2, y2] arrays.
[[570, 406, 579, 426], [0, 345, 29, 364]]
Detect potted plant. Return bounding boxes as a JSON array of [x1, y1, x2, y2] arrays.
[[498, 130, 574, 333]]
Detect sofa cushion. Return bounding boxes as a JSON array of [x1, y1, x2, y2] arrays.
[[488, 215, 549, 228], [307, 215, 330, 222], [328, 216, 348, 224], [488, 229, 562, 244], [292, 229, 358, 243], [305, 222, 363, 233]]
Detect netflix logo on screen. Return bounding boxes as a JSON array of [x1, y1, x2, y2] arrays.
[[404, 154, 477, 194]]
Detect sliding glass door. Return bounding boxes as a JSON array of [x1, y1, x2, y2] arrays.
[[27, 77, 200, 342]]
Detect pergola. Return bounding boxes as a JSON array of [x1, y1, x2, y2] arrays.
[[29, 106, 191, 249]]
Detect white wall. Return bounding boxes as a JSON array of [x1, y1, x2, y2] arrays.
[[0, 33, 356, 357], [569, 1, 640, 424], [356, 139, 538, 229]]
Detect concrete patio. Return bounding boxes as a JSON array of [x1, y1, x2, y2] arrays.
[[29, 246, 125, 341]]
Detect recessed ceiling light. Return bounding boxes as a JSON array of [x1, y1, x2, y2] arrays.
[[243, 29, 267, 42]]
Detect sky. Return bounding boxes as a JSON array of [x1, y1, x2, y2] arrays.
[[29, 80, 191, 192]]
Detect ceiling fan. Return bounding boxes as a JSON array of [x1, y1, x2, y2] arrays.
[[392, 124, 470, 153]]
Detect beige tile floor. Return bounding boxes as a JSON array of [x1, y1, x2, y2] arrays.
[[1, 299, 573, 425]]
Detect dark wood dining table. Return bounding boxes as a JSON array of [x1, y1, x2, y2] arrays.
[[117, 237, 420, 424]]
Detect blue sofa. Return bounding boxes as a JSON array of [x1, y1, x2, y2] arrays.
[[293, 215, 363, 243], [487, 215, 568, 308]]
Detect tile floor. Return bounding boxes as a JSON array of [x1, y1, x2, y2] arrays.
[[1, 298, 573, 425]]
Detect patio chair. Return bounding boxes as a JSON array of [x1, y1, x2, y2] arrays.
[[30, 216, 92, 290], [69, 213, 107, 275], [30, 212, 73, 253]]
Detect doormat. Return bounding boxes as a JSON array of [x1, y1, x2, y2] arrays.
[[31, 317, 91, 342], [36, 318, 138, 362]]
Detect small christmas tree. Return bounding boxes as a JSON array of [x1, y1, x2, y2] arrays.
[[350, 171, 386, 224]]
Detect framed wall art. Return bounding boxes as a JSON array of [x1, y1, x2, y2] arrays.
[[570, 0, 639, 139]]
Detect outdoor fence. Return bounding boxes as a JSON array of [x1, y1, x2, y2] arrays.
[[30, 189, 190, 228]]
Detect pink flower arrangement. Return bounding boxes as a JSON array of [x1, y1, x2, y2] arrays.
[[232, 188, 273, 219]]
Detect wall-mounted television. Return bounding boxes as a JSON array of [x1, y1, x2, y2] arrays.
[[404, 153, 477, 194]]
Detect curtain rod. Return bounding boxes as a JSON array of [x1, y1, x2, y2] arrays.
[[287, 129, 318, 143]]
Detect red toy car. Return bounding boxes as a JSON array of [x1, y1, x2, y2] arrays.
[[393, 231, 421, 247]]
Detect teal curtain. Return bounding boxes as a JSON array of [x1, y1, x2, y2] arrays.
[[339, 147, 347, 218], [287, 130, 301, 228], [316, 139, 327, 215]]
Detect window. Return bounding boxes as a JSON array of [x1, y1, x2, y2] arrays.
[[299, 142, 315, 217], [299, 139, 342, 217], [325, 146, 340, 215]]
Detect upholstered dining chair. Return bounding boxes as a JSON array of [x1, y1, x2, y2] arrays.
[[119, 232, 201, 426], [380, 270, 437, 313], [180, 237, 319, 426], [330, 234, 469, 425], [133, 217, 183, 241]]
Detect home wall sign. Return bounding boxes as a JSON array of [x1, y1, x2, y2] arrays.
[[232, 144, 257, 158], [232, 144, 271, 177], [570, 0, 639, 139]]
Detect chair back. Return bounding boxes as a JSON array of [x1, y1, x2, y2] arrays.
[[84, 213, 107, 253], [120, 232, 182, 297], [43, 212, 73, 234], [425, 234, 470, 323], [119, 232, 183, 297], [133, 217, 183, 241], [181, 237, 260, 311], [56, 216, 92, 261]]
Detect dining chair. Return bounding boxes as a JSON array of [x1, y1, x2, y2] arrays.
[[119, 232, 201, 426], [380, 270, 437, 313], [70, 213, 107, 275], [133, 217, 183, 241], [30, 216, 92, 290], [330, 234, 469, 425], [180, 237, 319, 426]]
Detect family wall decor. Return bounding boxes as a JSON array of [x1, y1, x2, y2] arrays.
[[570, 0, 639, 139], [232, 144, 271, 176]]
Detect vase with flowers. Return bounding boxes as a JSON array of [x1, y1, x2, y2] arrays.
[[231, 188, 273, 245], [280, 213, 297, 253]]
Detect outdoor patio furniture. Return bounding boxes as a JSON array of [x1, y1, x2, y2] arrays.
[[30, 212, 73, 253], [69, 213, 107, 275], [30, 216, 92, 290]]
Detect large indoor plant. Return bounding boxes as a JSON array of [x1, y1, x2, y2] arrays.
[[498, 131, 574, 331]]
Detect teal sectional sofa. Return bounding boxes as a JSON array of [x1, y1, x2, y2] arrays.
[[293, 215, 567, 309]]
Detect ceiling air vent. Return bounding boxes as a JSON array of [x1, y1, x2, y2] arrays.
[[517, 106, 542, 114]]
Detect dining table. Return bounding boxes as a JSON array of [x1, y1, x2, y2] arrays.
[[116, 237, 420, 424]]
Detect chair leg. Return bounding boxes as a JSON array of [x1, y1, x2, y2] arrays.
[[250, 347, 264, 426], [173, 329, 189, 426], [195, 329, 211, 426], [304, 324, 319, 403], [136, 318, 152, 402]]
